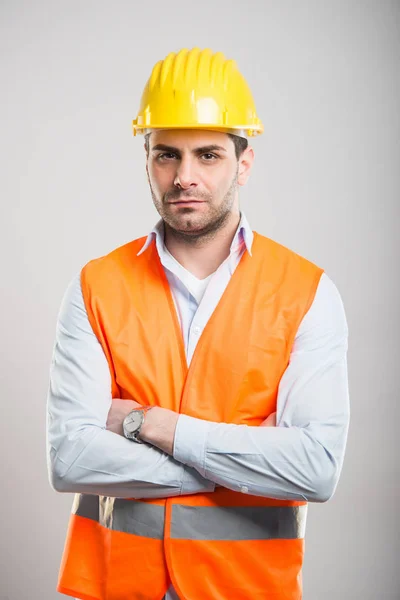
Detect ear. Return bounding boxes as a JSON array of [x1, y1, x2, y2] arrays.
[[237, 146, 254, 186]]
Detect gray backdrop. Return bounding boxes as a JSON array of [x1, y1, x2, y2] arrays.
[[1, 1, 399, 599]]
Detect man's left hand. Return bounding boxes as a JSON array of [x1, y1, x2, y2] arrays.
[[139, 407, 179, 455], [106, 399, 179, 455], [106, 398, 142, 436]]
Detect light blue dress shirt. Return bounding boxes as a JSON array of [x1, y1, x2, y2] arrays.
[[46, 212, 350, 600]]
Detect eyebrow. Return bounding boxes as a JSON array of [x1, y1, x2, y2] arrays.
[[151, 143, 228, 155]]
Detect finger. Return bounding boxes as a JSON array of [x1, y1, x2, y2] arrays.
[[130, 399, 143, 408], [110, 398, 142, 408], [260, 412, 277, 427]]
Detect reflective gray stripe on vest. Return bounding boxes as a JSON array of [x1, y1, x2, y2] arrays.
[[72, 494, 164, 539], [170, 504, 307, 540], [72, 494, 307, 541], [72, 493, 100, 521]]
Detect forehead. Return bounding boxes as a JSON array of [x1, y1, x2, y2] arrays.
[[149, 128, 234, 151]]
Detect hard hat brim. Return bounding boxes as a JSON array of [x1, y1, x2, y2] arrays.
[[132, 123, 263, 138]]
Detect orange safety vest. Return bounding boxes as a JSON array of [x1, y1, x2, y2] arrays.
[[57, 231, 324, 600]]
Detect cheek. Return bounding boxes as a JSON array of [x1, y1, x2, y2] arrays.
[[149, 165, 174, 192], [210, 173, 234, 199]]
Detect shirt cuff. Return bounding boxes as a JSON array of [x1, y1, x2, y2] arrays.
[[173, 414, 211, 478]]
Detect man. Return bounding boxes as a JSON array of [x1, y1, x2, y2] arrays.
[[47, 47, 350, 600]]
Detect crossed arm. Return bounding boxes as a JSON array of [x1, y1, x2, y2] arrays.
[[46, 271, 349, 502]]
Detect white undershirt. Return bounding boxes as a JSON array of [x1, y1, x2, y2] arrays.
[[163, 245, 215, 304]]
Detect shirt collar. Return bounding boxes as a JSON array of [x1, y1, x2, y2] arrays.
[[137, 212, 253, 258]]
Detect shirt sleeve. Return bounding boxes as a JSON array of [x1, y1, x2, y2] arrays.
[[46, 271, 215, 498], [173, 272, 350, 503]]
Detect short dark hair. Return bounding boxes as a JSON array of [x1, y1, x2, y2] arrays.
[[227, 133, 248, 160], [144, 131, 248, 160]]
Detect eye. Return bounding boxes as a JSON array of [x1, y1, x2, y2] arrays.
[[157, 152, 177, 161], [201, 153, 218, 161]]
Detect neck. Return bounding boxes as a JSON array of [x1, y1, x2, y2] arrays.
[[163, 211, 241, 279]]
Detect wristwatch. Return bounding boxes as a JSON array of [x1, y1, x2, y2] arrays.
[[123, 406, 154, 443]]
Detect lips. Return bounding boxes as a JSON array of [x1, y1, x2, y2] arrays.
[[169, 199, 204, 203]]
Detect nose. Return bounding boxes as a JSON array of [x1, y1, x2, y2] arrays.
[[173, 156, 198, 190]]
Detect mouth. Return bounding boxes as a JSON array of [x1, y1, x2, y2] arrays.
[[169, 199, 206, 206], [169, 198, 205, 203]]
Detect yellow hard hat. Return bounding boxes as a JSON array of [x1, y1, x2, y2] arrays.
[[132, 47, 263, 138]]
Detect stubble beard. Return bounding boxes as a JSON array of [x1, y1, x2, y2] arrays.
[[148, 166, 239, 246]]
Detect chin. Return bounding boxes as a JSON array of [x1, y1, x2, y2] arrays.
[[174, 223, 204, 234]]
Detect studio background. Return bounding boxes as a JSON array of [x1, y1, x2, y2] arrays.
[[1, 1, 399, 598]]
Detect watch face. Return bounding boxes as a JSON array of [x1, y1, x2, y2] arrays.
[[124, 410, 143, 435]]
